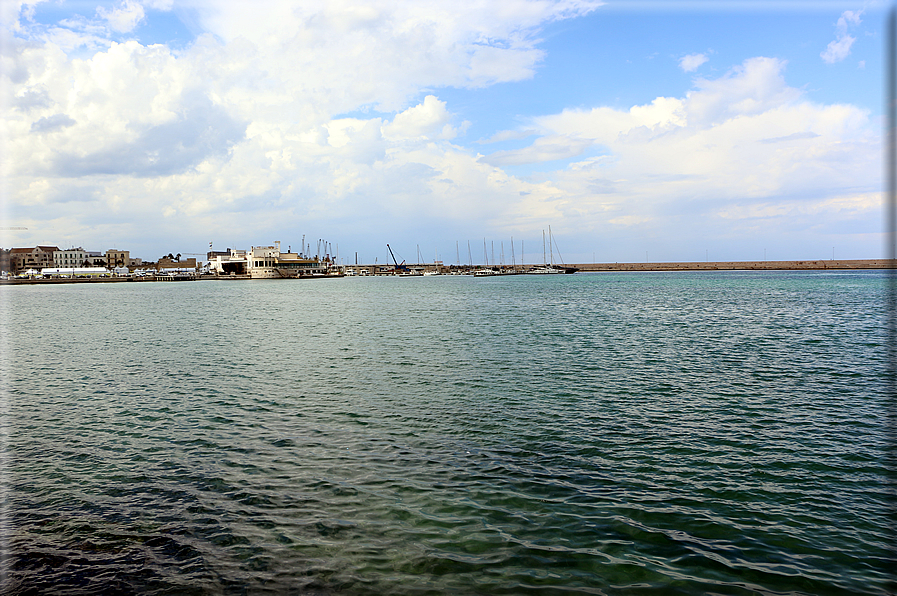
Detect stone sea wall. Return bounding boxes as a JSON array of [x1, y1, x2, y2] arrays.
[[571, 259, 895, 272]]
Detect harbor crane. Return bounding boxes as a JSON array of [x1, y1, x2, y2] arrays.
[[386, 244, 407, 273]]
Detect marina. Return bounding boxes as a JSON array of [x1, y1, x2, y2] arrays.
[[4, 233, 893, 285], [3, 258, 894, 284]]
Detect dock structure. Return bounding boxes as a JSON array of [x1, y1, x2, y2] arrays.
[[3, 259, 894, 285], [1, 273, 198, 285], [569, 259, 895, 272], [344, 258, 895, 275]]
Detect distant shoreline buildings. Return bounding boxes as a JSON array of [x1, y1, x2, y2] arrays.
[[1, 241, 893, 281], [0, 240, 340, 279], [0, 244, 198, 277]]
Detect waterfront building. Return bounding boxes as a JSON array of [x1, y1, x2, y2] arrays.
[[207, 249, 231, 262], [210, 249, 248, 275], [156, 256, 197, 271], [10, 246, 59, 273], [249, 244, 280, 278], [86, 251, 106, 267], [54, 248, 88, 268], [269, 251, 328, 277], [106, 249, 130, 269], [248, 242, 328, 278]]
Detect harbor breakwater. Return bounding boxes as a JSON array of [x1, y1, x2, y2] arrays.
[[366, 258, 895, 273], [570, 258, 895, 272]]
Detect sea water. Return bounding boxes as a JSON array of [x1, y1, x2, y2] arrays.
[[1, 271, 892, 595]]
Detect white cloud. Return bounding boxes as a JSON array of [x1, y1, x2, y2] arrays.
[[532, 95, 686, 143], [4, 0, 607, 251], [1, 2, 880, 262], [821, 9, 862, 64], [482, 56, 877, 248], [821, 35, 855, 64], [97, 0, 146, 33], [143, 0, 174, 9], [172, 0, 601, 112], [382, 95, 456, 140], [837, 10, 862, 31], [678, 52, 708, 72], [0, 1, 43, 33], [479, 135, 594, 166], [478, 129, 538, 144]]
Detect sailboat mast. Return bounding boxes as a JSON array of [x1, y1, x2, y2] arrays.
[[552, 233, 564, 266], [542, 230, 546, 266], [549, 225, 554, 266]]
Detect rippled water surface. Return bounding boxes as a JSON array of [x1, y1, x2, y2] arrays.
[[2, 271, 893, 594]]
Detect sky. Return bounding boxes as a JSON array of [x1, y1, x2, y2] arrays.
[[1, 0, 890, 265]]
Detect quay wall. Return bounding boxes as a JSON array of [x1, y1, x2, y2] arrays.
[[346, 259, 894, 273], [3, 260, 894, 284], [569, 259, 895, 272], [1, 275, 197, 285]]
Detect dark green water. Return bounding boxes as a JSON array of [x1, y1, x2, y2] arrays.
[[2, 271, 893, 594]]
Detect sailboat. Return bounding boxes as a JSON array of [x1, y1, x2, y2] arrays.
[[473, 238, 497, 276], [527, 227, 578, 274], [423, 249, 442, 275], [496, 240, 519, 274]]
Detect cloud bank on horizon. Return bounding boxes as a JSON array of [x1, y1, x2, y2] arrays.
[[1, 0, 886, 263]]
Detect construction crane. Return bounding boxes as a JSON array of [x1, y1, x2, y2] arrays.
[[386, 244, 407, 273]]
